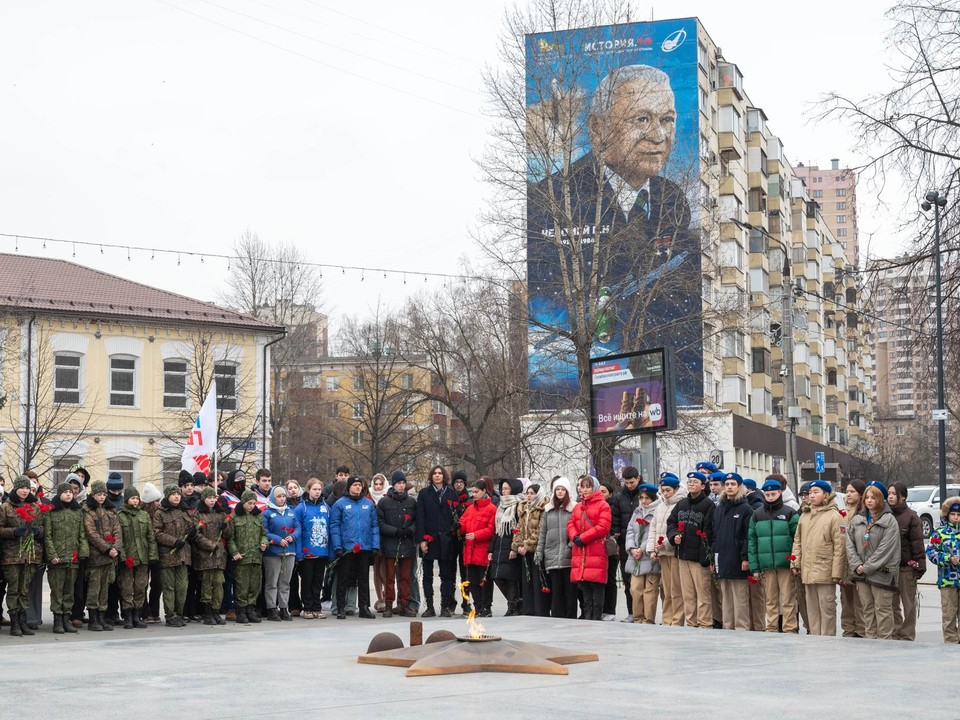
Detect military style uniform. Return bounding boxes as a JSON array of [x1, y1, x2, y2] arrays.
[[192, 499, 233, 623], [117, 499, 159, 623], [226, 497, 267, 618], [152, 492, 195, 623], [83, 495, 123, 619], [43, 494, 89, 631]]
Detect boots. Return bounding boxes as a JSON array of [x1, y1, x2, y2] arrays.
[[123, 609, 134, 630], [246, 606, 261, 624], [62, 613, 79, 633], [266, 608, 281, 622], [132, 609, 148, 629], [279, 608, 292, 621], [99, 610, 114, 631], [439, 600, 454, 618], [235, 606, 249, 624], [53, 614, 65, 634], [87, 609, 103, 631], [213, 608, 226, 625], [421, 603, 436, 618], [202, 604, 217, 626], [10, 611, 22, 637], [19, 612, 35, 636]]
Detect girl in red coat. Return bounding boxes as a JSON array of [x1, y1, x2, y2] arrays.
[[459, 481, 497, 617], [568, 475, 612, 620]]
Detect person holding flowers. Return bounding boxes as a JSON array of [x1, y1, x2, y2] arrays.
[[667, 471, 715, 629], [116, 486, 157, 630], [376, 471, 417, 618], [711, 472, 754, 631], [624, 483, 660, 624], [513, 482, 549, 617], [262, 485, 300, 622], [227, 490, 268, 624], [538, 477, 577, 619], [567, 475, 611, 621], [152, 485, 197, 627], [294, 478, 330, 620], [82, 479, 123, 632], [330, 476, 379, 620], [0, 475, 47, 636], [647, 472, 687, 627], [192, 487, 232, 626], [747, 476, 799, 633], [43, 481, 88, 634], [460, 479, 497, 618], [415, 465, 459, 618]]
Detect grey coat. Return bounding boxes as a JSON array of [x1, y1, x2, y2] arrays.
[[624, 502, 660, 575], [845, 505, 900, 589], [537, 505, 573, 571]]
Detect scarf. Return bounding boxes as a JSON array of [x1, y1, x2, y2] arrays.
[[495, 494, 520, 537]]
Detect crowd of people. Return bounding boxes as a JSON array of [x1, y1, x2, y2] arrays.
[[0, 460, 958, 644]]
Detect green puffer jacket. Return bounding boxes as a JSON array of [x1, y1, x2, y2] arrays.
[[117, 504, 159, 567], [748, 498, 799, 572], [43, 497, 89, 565], [82, 497, 122, 568], [226, 504, 267, 566]]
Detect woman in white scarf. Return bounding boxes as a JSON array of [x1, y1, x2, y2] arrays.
[[488, 478, 524, 615]]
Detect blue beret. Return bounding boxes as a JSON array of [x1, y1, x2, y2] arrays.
[[761, 479, 783, 492], [659, 472, 680, 488], [723, 472, 743, 485], [742, 478, 757, 490], [637, 483, 658, 496], [686, 471, 707, 483], [708, 472, 726, 482], [696, 461, 719, 473], [866, 480, 888, 499], [809, 480, 832, 494]]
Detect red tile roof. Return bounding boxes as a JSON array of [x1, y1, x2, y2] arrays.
[[0, 253, 284, 333]]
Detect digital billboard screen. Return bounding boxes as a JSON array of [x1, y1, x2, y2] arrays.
[[525, 19, 703, 412], [589, 348, 676, 437]]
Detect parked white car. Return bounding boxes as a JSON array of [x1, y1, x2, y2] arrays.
[[907, 485, 960, 538]]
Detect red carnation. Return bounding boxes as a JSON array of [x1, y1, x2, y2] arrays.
[[541, 587, 551, 594], [839, 510, 847, 517], [104, 534, 116, 543], [657, 535, 665, 544], [786, 554, 797, 561], [511, 528, 520, 534], [677, 522, 686, 532], [404, 514, 412, 521], [352, 543, 361, 554], [39, 503, 54, 513], [636, 518, 649, 526], [124, 556, 134, 569], [423, 534, 434, 543], [747, 575, 758, 584], [930, 537, 941, 545], [199, 521, 206, 528], [15, 506, 33, 521], [71, 551, 78, 563]]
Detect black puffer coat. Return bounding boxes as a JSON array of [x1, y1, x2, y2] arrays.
[[377, 488, 417, 559]]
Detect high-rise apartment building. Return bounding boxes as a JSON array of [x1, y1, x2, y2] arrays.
[[794, 159, 859, 267]]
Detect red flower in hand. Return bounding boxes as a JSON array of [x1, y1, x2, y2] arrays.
[[15, 506, 34, 522], [423, 534, 434, 543], [71, 551, 78, 563], [39, 503, 54, 513], [511, 528, 520, 534], [404, 514, 412, 521], [104, 534, 116, 543], [541, 587, 551, 594], [124, 556, 134, 569], [786, 554, 797, 561], [657, 535, 665, 545], [198, 521, 206, 528], [636, 518, 649, 526], [839, 510, 847, 518], [677, 522, 686, 532], [352, 543, 361, 554], [747, 575, 758, 585], [930, 537, 942, 545]]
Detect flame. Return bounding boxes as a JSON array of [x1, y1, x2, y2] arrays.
[[459, 580, 485, 638]]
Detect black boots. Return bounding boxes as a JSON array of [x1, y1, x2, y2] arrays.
[[358, 607, 376, 619], [203, 604, 217, 626], [87, 609, 103, 631], [62, 613, 79, 633], [236, 607, 249, 624], [279, 608, 292, 621], [132, 609, 148, 629], [421, 604, 436, 618], [247, 606, 262, 623], [100, 610, 114, 631], [267, 608, 281, 622], [124, 609, 135, 630]]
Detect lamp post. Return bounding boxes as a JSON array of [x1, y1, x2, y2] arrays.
[[921, 191, 948, 506]]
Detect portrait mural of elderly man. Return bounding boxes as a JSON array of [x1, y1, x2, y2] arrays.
[[526, 20, 703, 411]]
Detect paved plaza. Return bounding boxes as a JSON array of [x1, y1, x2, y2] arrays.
[[1, 573, 953, 720]]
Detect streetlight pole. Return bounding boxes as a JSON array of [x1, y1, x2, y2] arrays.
[[921, 191, 948, 505]]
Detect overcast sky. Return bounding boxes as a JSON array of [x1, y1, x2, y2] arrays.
[[0, 1, 900, 335]]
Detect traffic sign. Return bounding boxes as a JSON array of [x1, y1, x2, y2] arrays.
[[933, 408, 948, 422], [814, 452, 825, 475]]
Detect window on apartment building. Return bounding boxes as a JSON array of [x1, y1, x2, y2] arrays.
[[402, 399, 415, 418], [214, 362, 237, 411], [836, 202, 846, 210], [163, 359, 189, 409], [109, 356, 137, 407], [723, 376, 747, 405], [836, 215, 846, 224], [698, 40, 709, 68], [352, 402, 364, 419], [812, 189, 823, 198], [720, 240, 744, 269], [327, 401, 339, 418], [353, 375, 363, 391], [301, 374, 320, 389], [837, 228, 848, 237], [719, 106, 742, 137], [401, 373, 414, 390], [894, 425, 905, 436], [748, 189, 765, 213], [325, 376, 339, 391], [836, 188, 847, 196], [352, 430, 364, 446], [431, 400, 448, 416], [699, 87, 709, 114], [54, 353, 82, 405], [751, 348, 770, 374], [108, 457, 136, 488], [51, 455, 81, 486], [721, 330, 744, 357]]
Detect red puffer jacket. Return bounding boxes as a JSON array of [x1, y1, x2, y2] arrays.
[[567, 491, 611, 584], [459, 497, 496, 566]]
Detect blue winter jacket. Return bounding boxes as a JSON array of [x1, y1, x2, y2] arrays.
[[295, 497, 330, 559], [262, 489, 301, 558], [331, 494, 380, 552]]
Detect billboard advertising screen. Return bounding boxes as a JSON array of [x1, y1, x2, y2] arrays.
[[589, 348, 676, 437], [525, 19, 703, 412]]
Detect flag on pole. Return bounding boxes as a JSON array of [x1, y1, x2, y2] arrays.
[[180, 384, 218, 475]]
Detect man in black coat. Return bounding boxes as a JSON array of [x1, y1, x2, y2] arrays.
[[610, 466, 642, 621], [527, 63, 702, 408], [712, 472, 754, 631], [667, 471, 715, 629], [415, 466, 459, 617], [376, 472, 417, 618]]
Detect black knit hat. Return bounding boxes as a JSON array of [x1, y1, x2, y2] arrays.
[[178, 470, 194, 487], [193, 472, 208, 486]]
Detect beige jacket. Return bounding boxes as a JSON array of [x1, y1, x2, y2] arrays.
[[791, 495, 846, 585]]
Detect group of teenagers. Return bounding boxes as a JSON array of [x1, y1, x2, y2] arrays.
[[1, 459, 958, 644]]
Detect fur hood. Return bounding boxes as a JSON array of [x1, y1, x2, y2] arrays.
[[941, 495, 960, 517]]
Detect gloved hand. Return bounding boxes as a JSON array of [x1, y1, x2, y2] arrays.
[[32, 527, 41, 538], [573, 535, 584, 547], [13, 527, 28, 538], [335, 548, 344, 558], [187, 525, 199, 539], [174, 538, 185, 550]]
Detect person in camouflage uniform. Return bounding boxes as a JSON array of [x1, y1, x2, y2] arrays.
[[43, 482, 88, 634], [153, 485, 197, 627], [0, 476, 46, 636], [227, 490, 268, 624], [83, 480, 122, 631], [192, 487, 233, 625], [117, 486, 158, 629]]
